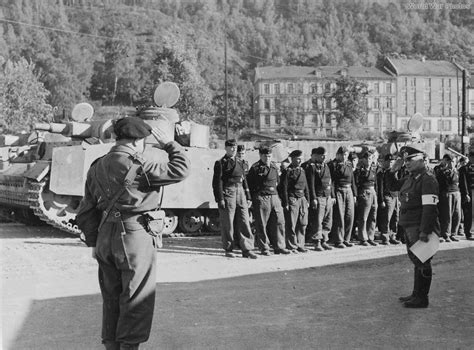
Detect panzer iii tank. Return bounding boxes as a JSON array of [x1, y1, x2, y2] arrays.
[[0, 103, 115, 232]]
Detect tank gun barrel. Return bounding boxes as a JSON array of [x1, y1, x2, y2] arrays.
[[34, 121, 113, 139]]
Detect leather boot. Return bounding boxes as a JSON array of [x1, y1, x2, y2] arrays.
[[120, 344, 139, 350], [314, 240, 324, 251], [404, 267, 431, 308], [103, 341, 120, 350], [399, 268, 420, 302]]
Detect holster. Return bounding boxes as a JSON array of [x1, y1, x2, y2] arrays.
[[144, 210, 166, 248]]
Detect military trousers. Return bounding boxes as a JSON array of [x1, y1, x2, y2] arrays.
[[334, 187, 355, 244], [378, 193, 399, 242], [96, 216, 157, 346], [356, 187, 378, 242], [253, 194, 286, 252], [438, 191, 461, 237], [218, 183, 255, 252], [285, 196, 308, 250], [463, 192, 473, 237], [309, 196, 333, 242]]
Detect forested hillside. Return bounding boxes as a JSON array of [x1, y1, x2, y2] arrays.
[[1, 0, 472, 135]]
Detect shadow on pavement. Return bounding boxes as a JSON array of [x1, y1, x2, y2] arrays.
[[8, 248, 474, 350]]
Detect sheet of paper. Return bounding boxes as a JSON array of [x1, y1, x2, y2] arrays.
[[409, 233, 440, 263]]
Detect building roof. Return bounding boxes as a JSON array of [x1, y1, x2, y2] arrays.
[[386, 58, 462, 77], [254, 65, 394, 82]]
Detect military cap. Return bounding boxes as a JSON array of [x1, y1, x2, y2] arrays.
[[384, 153, 396, 161], [113, 117, 151, 140], [361, 149, 375, 158], [400, 145, 425, 159], [225, 139, 237, 147], [289, 150, 303, 158], [237, 144, 245, 152], [259, 146, 272, 154], [336, 146, 349, 154], [442, 154, 453, 161], [312, 147, 326, 155], [348, 152, 358, 161]]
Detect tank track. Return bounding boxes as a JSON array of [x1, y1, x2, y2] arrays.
[[28, 179, 82, 235]]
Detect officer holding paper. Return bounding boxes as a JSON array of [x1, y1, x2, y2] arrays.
[[388, 145, 440, 308]]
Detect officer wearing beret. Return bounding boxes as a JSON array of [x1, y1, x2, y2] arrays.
[[389, 145, 440, 308], [354, 149, 379, 246], [76, 117, 190, 349], [459, 150, 474, 239], [434, 154, 462, 242], [376, 154, 401, 245], [247, 146, 290, 255], [328, 146, 357, 248], [305, 147, 334, 251], [280, 150, 309, 253], [212, 139, 257, 258]]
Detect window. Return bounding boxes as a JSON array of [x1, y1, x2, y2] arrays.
[[325, 82, 331, 93], [386, 82, 392, 94], [410, 78, 416, 90], [374, 97, 380, 109], [386, 112, 393, 125], [297, 83, 303, 94], [287, 83, 294, 94], [275, 115, 281, 125], [316, 83, 322, 93], [264, 84, 270, 94], [448, 79, 452, 90], [374, 83, 380, 94], [424, 91, 431, 103], [424, 78, 431, 90], [373, 112, 380, 127], [311, 84, 317, 94], [423, 120, 431, 131], [385, 97, 392, 109], [264, 99, 270, 110], [264, 115, 270, 125], [274, 84, 280, 94], [275, 98, 281, 110]]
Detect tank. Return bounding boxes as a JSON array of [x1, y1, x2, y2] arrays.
[[0, 84, 288, 236]]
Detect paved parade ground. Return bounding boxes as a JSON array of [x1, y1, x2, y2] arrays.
[[2, 223, 474, 349]]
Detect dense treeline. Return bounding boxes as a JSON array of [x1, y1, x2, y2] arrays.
[[0, 0, 472, 135]]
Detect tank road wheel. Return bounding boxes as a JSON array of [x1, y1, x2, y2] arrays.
[[178, 209, 205, 233], [204, 211, 220, 233], [162, 210, 178, 235]]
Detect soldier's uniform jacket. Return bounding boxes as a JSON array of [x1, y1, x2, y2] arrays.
[[79, 142, 190, 246], [328, 159, 357, 196], [212, 155, 250, 202], [354, 163, 377, 192], [393, 168, 440, 234], [434, 165, 460, 193], [306, 161, 334, 200], [377, 168, 403, 204], [247, 160, 280, 197], [459, 162, 474, 198], [280, 164, 309, 207]]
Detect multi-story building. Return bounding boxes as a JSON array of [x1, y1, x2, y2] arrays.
[[253, 65, 396, 136], [383, 57, 465, 137]]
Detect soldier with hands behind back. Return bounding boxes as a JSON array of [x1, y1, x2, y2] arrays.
[[76, 117, 190, 350]]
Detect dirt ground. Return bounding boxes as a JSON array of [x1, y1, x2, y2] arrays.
[[1, 223, 474, 349]]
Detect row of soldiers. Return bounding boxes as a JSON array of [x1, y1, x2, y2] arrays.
[[212, 139, 474, 258]]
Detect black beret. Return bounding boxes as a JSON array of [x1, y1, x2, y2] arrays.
[[225, 139, 237, 147], [289, 150, 303, 158], [113, 117, 151, 140], [336, 146, 349, 154], [259, 146, 272, 155], [442, 154, 453, 161], [237, 144, 245, 152], [312, 147, 326, 155], [384, 154, 396, 161], [400, 145, 425, 159]]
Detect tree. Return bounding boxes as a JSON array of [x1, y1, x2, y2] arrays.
[[331, 75, 368, 127], [0, 57, 53, 133]]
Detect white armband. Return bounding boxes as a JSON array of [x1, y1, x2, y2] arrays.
[[422, 194, 439, 205]]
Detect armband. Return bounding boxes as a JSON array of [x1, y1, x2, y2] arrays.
[[422, 194, 439, 205]]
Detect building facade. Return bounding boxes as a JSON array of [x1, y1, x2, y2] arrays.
[[253, 65, 395, 136]]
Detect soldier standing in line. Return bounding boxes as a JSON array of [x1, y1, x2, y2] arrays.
[[233, 144, 250, 247], [76, 117, 190, 350], [212, 139, 257, 259], [280, 150, 309, 253], [301, 150, 317, 243], [354, 149, 379, 246], [305, 147, 334, 251], [459, 150, 474, 239], [328, 146, 357, 248], [247, 146, 290, 255], [434, 154, 461, 242], [376, 154, 402, 245], [389, 145, 440, 308], [348, 151, 359, 242]]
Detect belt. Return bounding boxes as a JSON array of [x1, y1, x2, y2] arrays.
[[104, 211, 145, 223], [337, 184, 352, 189], [224, 182, 243, 188]]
